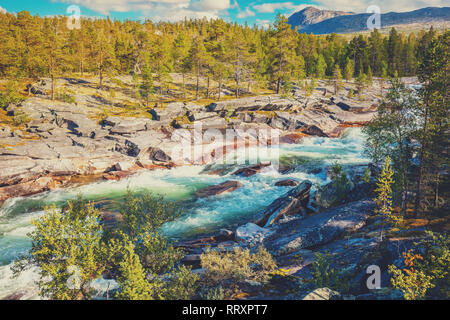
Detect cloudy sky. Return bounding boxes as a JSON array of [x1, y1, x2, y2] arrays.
[[0, 0, 448, 26]]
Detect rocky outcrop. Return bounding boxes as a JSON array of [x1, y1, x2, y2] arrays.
[[255, 180, 312, 227], [232, 162, 271, 177], [235, 223, 274, 248], [302, 288, 342, 300], [264, 199, 375, 256], [195, 181, 243, 198], [275, 179, 300, 187]]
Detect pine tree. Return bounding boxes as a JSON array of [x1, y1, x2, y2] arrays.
[[333, 64, 343, 95], [140, 60, 154, 108], [344, 58, 354, 82], [271, 13, 297, 94], [374, 156, 395, 242], [42, 17, 66, 100], [115, 239, 157, 300]]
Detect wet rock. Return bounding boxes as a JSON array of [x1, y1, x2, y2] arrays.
[[275, 179, 300, 187], [255, 180, 312, 227], [302, 288, 342, 300], [216, 229, 235, 241], [280, 133, 306, 144], [195, 181, 243, 198], [102, 171, 135, 181], [0, 177, 54, 201], [232, 162, 271, 177], [302, 125, 328, 137]]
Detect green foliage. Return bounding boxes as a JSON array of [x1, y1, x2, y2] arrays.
[[115, 237, 158, 300], [0, 81, 25, 108], [13, 192, 197, 301], [201, 246, 277, 285], [306, 252, 353, 293], [414, 231, 450, 299], [364, 77, 419, 213], [139, 61, 154, 107], [374, 157, 403, 232], [159, 265, 199, 300], [389, 249, 435, 300], [119, 190, 182, 241], [55, 87, 77, 104], [12, 197, 106, 300], [363, 166, 372, 184], [329, 162, 352, 204], [12, 110, 31, 125], [347, 89, 354, 98]]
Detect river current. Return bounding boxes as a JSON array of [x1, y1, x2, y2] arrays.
[[0, 128, 369, 299]]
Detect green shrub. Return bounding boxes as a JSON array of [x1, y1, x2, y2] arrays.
[[201, 246, 277, 285], [305, 252, 353, 293], [55, 88, 77, 104], [0, 81, 25, 108], [389, 231, 450, 300], [12, 110, 31, 125]]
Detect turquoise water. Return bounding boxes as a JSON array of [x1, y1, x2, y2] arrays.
[[0, 128, 369, 298]]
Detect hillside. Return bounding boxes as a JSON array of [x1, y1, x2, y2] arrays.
[[289, 6, 450, 34]]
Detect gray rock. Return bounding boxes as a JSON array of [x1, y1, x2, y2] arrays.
[[255, 180, 312, 227], [235, 223, 274, 247], [264, 200, 375, 256], [302, 288, 342, 300], [195, 180, 243, 198]]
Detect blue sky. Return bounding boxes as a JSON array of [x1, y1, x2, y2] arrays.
[[0, 0, 447, 27]]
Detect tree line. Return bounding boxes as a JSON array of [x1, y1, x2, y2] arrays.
[[364, 31, 449, 217], [0, 11, 443, 100]]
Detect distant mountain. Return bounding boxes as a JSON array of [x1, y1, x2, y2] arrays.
[[288, 6, 450, 34], [288, 6, 353, 27]]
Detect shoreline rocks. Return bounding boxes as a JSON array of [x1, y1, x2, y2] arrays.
[[255, 180, 312, 227], [195, 181, 243, 198], [0, 84, 377, 202]]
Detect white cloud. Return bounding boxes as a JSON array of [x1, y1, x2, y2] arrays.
[[315, 0, 449, 13], [53, 0, 231, 20], [237, 7, 256, 19], [253, 2, 318, 14], [255, 19, 272, 29], [0, 6, 7, 14]]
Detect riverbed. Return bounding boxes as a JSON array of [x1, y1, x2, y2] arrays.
[[0, 128, 369, 299]]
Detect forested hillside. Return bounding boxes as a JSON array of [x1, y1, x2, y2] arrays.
[[0, 11, 440, 100]]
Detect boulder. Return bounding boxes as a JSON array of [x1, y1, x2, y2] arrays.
[[145, 147, 172, 162], [235, 223, 274, 247], [255, 180, 312, 227], [302, 288, 342, 300], [275, 179, 300, 187], [232, 162, 271, 177], [0, 177, 54, 201], [263, 200, 375, 256], [303, 125, 329, 137], [57, 112, 98, 137], [109, 119, 148, 135], [195, 181, 243, 198]]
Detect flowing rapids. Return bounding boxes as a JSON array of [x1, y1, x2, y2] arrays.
[[0, 128, 369, 299]]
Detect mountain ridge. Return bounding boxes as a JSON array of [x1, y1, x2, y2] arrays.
[[288, 6, 450, 34]]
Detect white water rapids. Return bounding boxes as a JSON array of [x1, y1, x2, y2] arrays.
[[0, 128, 369, 299]]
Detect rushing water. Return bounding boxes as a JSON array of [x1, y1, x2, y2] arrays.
[[0, 128, 369, 299]]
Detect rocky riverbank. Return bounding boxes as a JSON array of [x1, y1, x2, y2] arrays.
[[0, 77, 377, 202]]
